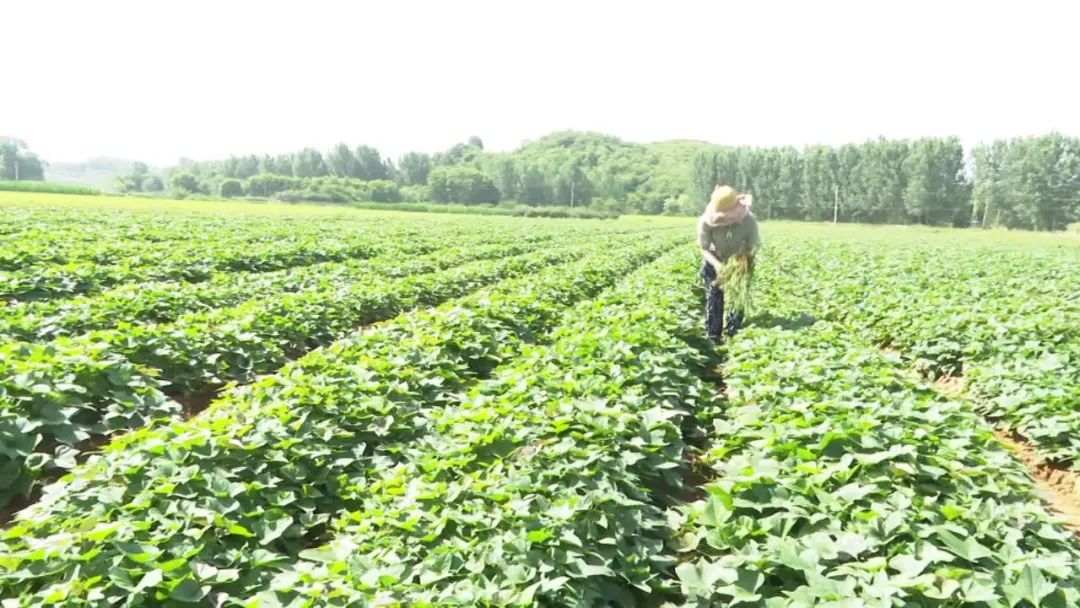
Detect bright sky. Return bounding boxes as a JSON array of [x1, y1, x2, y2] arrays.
[[5, 0, 1079, 166]]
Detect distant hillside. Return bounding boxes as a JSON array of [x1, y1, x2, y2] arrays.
[[46, 158, 159, 191]]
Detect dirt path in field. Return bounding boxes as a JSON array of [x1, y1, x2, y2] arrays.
[[931, 376, 1080, 537], [992, 429, 1080, 536], [675, 346, 726, 504]]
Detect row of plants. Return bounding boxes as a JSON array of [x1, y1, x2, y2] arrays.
[[0, 208, 395, 267], [5, 204, 589, 300], [1, 234, 389, 301], [0, 235, 553, 343], [662, 240, 1080, 606], [0, 235, 682, 604], [260, 237, 1080, 608], [246, 248, 712, 606], [670, 319, 1080, 606], [2, 206, 637, 297], [0, 232, 640, 511], [1, 220, 382, 272], [768, 237, 1080, 467]]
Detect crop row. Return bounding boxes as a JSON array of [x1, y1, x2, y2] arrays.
[[242, 248, 714, 606], [1, 208, 628, 271], [0, 207, 387, 248], [2, 211, 646, 302], [1, 232, 395, 301], [3, 212, 580, 302], [0, 234, 553, 343], [0, 235, 684, 604], [662, 242, 1080, 607], [764, 238, 1080, 467], [0, 232, 658, 511], [0, 220, 388, 271]]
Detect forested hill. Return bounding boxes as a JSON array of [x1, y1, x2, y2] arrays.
[[18, 130, 1079, 231], [160, 130, 1078, 230]]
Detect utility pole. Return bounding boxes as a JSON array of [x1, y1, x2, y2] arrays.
[[570, 179, 575, 208], [832, 185, 839, 224]]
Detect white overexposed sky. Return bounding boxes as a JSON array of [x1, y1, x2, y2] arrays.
[[4, 0, 1079, 166]]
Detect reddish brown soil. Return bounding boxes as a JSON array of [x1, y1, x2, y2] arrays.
[[993, 429, 1080, 537], [929, 374, 1080, 537]]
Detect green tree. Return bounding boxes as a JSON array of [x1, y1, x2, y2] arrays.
[[292, 149, 327, 178], [999, 134, 1079, 230], [486, 156, 518, 201], [326, 144, 358, 178], [354, 179, 401, 202], [234, 155, 259, 179], [773, 147, 804, 219], [0, 137, 46, 181], [553, 158, 591, 206], [801, 146, 839, 221], [689, 149, 719, 205], [354, 146, 388, 180], [902, 137, 968, 225], [434, 141, 482, 167], [401, 184, 433, 202], [168, 172, 203, 195], [398, 152, 432, 186], [517, 165, 551, 205], [141, 175, 164, 192], [114, 175, 142, 193], [246, 173, 300, 197], [114, 162, 156, 193], [429, 166, 500, 204], [219, 178, 244, 198]]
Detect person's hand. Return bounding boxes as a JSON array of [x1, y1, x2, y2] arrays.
[[737, 193, 753, 207]]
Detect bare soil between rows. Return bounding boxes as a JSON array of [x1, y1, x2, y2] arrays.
[[931, 375, 1080, 537], [993, 429, 1080, 536]]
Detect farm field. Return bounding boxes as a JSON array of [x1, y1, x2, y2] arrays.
[[1, 193, 1079, 606]]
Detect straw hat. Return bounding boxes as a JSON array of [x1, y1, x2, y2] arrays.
[[709, 185, 739, 212]]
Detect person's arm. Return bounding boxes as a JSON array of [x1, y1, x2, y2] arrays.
[[702, 247, 724, 272], [697, 218, 724, 273]]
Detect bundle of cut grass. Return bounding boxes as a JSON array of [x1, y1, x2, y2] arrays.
[[715, 254, 754, 315]]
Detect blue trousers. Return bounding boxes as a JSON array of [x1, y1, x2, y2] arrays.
[[702, 262, 743, 339]]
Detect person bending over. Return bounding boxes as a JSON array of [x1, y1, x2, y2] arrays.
[[697, 184, 760, 343]]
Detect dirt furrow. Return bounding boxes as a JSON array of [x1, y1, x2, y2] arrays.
[[993, 428, 1080, 536], [930, 375, 1080, 537]]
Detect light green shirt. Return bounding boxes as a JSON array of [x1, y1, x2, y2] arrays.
[[697, 214, 761, 262]]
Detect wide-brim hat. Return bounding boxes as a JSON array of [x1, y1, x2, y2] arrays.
[[709, 185, 739, 212]]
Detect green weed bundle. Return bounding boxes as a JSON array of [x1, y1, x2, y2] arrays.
[[716, 254, 754, 315]]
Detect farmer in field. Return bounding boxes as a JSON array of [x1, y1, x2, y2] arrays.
[[698, 184, 760, 343]]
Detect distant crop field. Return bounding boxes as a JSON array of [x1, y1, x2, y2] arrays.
[[0, 180, 100, 195], [1, 193, 1079, 606]]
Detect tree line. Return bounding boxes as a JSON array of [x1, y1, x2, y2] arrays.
[[0, 137, 46, 181], [156, 131, 1078, 230], [970, 134, 1080, 231], [691, 138, 971, 226], [7, 131, 1079, 230]]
